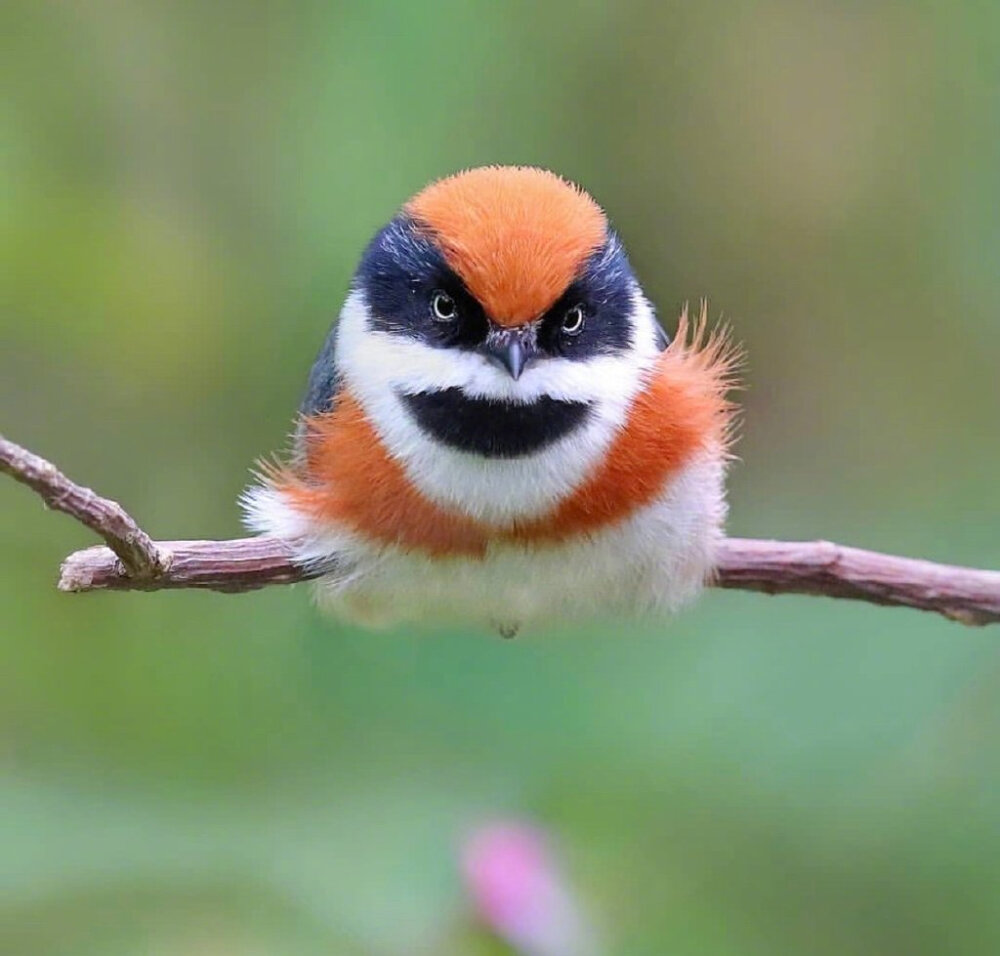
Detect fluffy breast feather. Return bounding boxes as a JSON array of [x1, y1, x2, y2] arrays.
[[244, 304, 737, 558]]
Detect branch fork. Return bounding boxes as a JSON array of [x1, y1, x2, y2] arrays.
[[3, 435, 999, 626]]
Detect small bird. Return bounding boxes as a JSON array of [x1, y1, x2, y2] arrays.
[[243, 166, 736, 634]]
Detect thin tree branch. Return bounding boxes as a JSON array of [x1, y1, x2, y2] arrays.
[[4, 434, 999, 626], [1, 435, 168, 580], [713, 539, 1000, 627], [58, 537, 308, 593]]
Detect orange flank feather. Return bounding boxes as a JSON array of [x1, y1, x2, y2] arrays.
[[514, 305, 738, 544], [275, 391, 491, 558], [269, 307, 737, 556], [407, 166, 607, 326]]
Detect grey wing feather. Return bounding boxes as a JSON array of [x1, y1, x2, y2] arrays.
[[299, 321, 341, 417], [293, 321, 341, 459]]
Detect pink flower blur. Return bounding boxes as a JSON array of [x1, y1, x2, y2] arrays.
[[461, 821, 593, 956]]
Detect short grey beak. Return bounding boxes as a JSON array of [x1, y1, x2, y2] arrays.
[[499, 338, 526, 380], [480, 329, 535, 380]]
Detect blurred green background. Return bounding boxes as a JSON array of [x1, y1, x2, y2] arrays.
[[3, 2, 1000, 953]]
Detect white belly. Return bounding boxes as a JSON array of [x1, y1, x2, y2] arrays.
[[246, 453, 726, 634]]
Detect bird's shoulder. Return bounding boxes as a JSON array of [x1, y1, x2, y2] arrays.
[[300, 320, 341, 418]]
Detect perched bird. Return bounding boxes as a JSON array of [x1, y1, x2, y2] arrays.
[[243, 166, 736, 634]]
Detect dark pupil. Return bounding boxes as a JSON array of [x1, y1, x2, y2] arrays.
[[563, 306, 584, 333], [433, 293, 455, 319]]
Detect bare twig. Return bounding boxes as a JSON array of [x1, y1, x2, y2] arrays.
[[58, 537, 307, 593], [4, 434, 999, 626], [713, 539, 1000, 627], [1, 435, 168, 580]]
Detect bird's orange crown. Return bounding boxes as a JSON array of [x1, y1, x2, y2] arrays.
[[406, 166, 608, 326]]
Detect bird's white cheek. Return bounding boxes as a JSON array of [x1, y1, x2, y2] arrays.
[[335, 288, 659, 406]]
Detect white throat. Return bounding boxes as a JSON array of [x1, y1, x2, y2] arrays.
[[334, 288, 662, 524]]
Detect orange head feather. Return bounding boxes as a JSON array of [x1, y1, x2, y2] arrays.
[[406, 166, 608, 326]]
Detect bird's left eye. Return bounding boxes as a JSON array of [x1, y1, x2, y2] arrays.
[[431, 292, 457, 322], [561, 304, 586, 336]]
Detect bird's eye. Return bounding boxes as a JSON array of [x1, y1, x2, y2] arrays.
[[561, 304, 586, 336], [431, 291, 457, 322]]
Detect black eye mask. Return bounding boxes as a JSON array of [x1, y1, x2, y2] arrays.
[[355, 216, 645, 361]]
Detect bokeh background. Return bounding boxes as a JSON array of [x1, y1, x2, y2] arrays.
[[4, 2, 1000, 953]]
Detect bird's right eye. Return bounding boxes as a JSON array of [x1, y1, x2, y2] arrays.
[[431, 291, 457, 322]]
